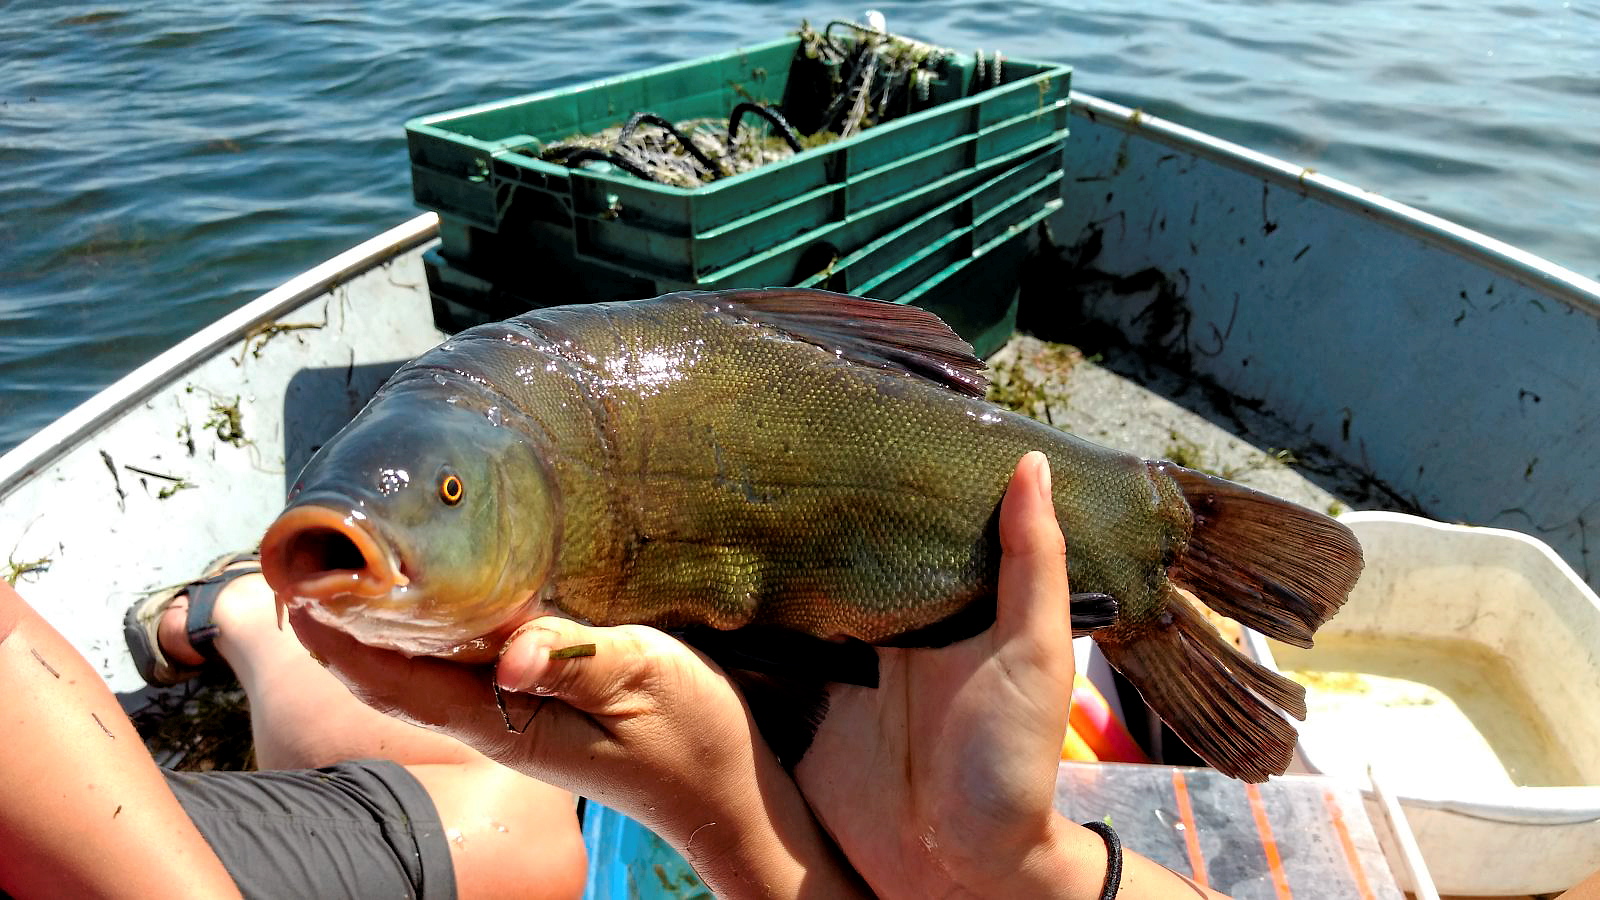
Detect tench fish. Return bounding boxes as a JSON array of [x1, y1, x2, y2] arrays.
[[260, 288, 1362, 782]]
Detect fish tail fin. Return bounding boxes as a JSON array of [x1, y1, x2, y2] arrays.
[[1161, 463, 1363, 648], [1098, 588, 1305, 782], [1096, 464, 1363, 782]]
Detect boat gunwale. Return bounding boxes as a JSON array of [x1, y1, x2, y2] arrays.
[[1068, 91, 1600, 319], [0, 213, 442, 499]]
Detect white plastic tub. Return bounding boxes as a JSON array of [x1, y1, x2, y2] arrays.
[[1247, 511, 1600, 895]]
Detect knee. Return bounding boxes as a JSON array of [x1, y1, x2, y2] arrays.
[[435, 764, 589, 900]]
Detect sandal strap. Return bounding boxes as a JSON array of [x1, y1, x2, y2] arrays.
[[181, 557, 260, 663]]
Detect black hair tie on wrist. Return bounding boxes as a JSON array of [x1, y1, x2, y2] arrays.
[[1081, 820, 1123, 899]]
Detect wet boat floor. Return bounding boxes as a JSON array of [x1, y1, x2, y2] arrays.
[[987, 333, 1388, 517]]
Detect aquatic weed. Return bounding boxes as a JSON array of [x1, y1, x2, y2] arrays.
[[1163, 431, 1212, 473], [236, 319, 324, 364], [4, 553, 52, 586], [539, 20, 953, 186], [204, 397, 247, 447]]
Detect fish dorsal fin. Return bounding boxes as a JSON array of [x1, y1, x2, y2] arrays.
[[692, 288, 989, 398]]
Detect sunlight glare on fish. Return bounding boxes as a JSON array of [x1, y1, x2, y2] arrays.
[[377, 467, 410, 495], [604, 348, 690, 396]]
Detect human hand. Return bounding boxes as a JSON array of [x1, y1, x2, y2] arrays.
[[795, 451, 1105, 898], [289, 610, 865, 898]]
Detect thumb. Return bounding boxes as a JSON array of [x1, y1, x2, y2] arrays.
[[996, 451, 1071, 649], [496, 616, 673, 718]]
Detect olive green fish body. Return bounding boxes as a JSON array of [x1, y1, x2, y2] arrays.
[[264, 289, 1362, 782], [424, 295, 1180, 642]]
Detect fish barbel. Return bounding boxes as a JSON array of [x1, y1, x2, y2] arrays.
[[260, 288, 1362, 781]]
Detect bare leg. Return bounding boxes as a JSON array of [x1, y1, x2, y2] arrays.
[[159, 567, 587, 899], [160, 564, 472, 769]]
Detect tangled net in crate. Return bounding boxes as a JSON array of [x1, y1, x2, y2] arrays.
[[539, 103, 811, 189], [537, 20, 1004, 187]]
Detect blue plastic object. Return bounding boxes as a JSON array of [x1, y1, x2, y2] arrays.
[[580, 802, 709, 900]]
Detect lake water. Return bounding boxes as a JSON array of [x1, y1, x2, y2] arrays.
[[2, 0, 1596, 454]]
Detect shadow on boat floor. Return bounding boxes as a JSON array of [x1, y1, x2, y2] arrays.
[[124, 676, 254, 771]]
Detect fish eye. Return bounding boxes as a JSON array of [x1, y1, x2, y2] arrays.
[[438, 470, 464, 506]]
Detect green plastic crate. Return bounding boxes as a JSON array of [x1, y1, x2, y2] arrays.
[[425, 143, 1060, 355], [430, 134, 1062, 288], [799, 145, 1063, 296], [425, 133, 1063, 304], [408, 32, 1070, 285], [561, 121, 1065, 281]]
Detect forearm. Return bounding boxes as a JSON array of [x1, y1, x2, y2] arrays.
[[666, 746, 869, 899], [0, 584, 240, 899], [990, 815, 1229, 900]]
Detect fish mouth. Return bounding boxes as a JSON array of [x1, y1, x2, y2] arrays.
[[260, 501, 410, 614]]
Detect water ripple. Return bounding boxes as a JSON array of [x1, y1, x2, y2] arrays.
[[0, 0, 1595, 453]]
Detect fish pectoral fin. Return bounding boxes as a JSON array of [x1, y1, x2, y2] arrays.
[[1097, 589, 1306, 783], [674, 625, 882, 770], [693, 287, 989, 398]]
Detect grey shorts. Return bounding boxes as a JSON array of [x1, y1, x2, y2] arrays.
[[164, 759, 456, 900]]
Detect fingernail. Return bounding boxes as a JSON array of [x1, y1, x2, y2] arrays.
[[1034, 452, 1052, 503], [498, 622, 553, 660], [496, 628, 556, 693], [496, 662, 548, 694]]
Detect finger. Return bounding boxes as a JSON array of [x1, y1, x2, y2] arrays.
[[497, 618, 769, 814], [995, 452, 1072, 661]]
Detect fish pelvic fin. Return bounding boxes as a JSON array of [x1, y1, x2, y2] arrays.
[[876, 591, 1116, 649], [1098, 590, 1303, 783], [726, 669, 833, 771], [1068, 592, 1119, 636], [691, 288, 989, 397], [1159, 463, 1364, 648]]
